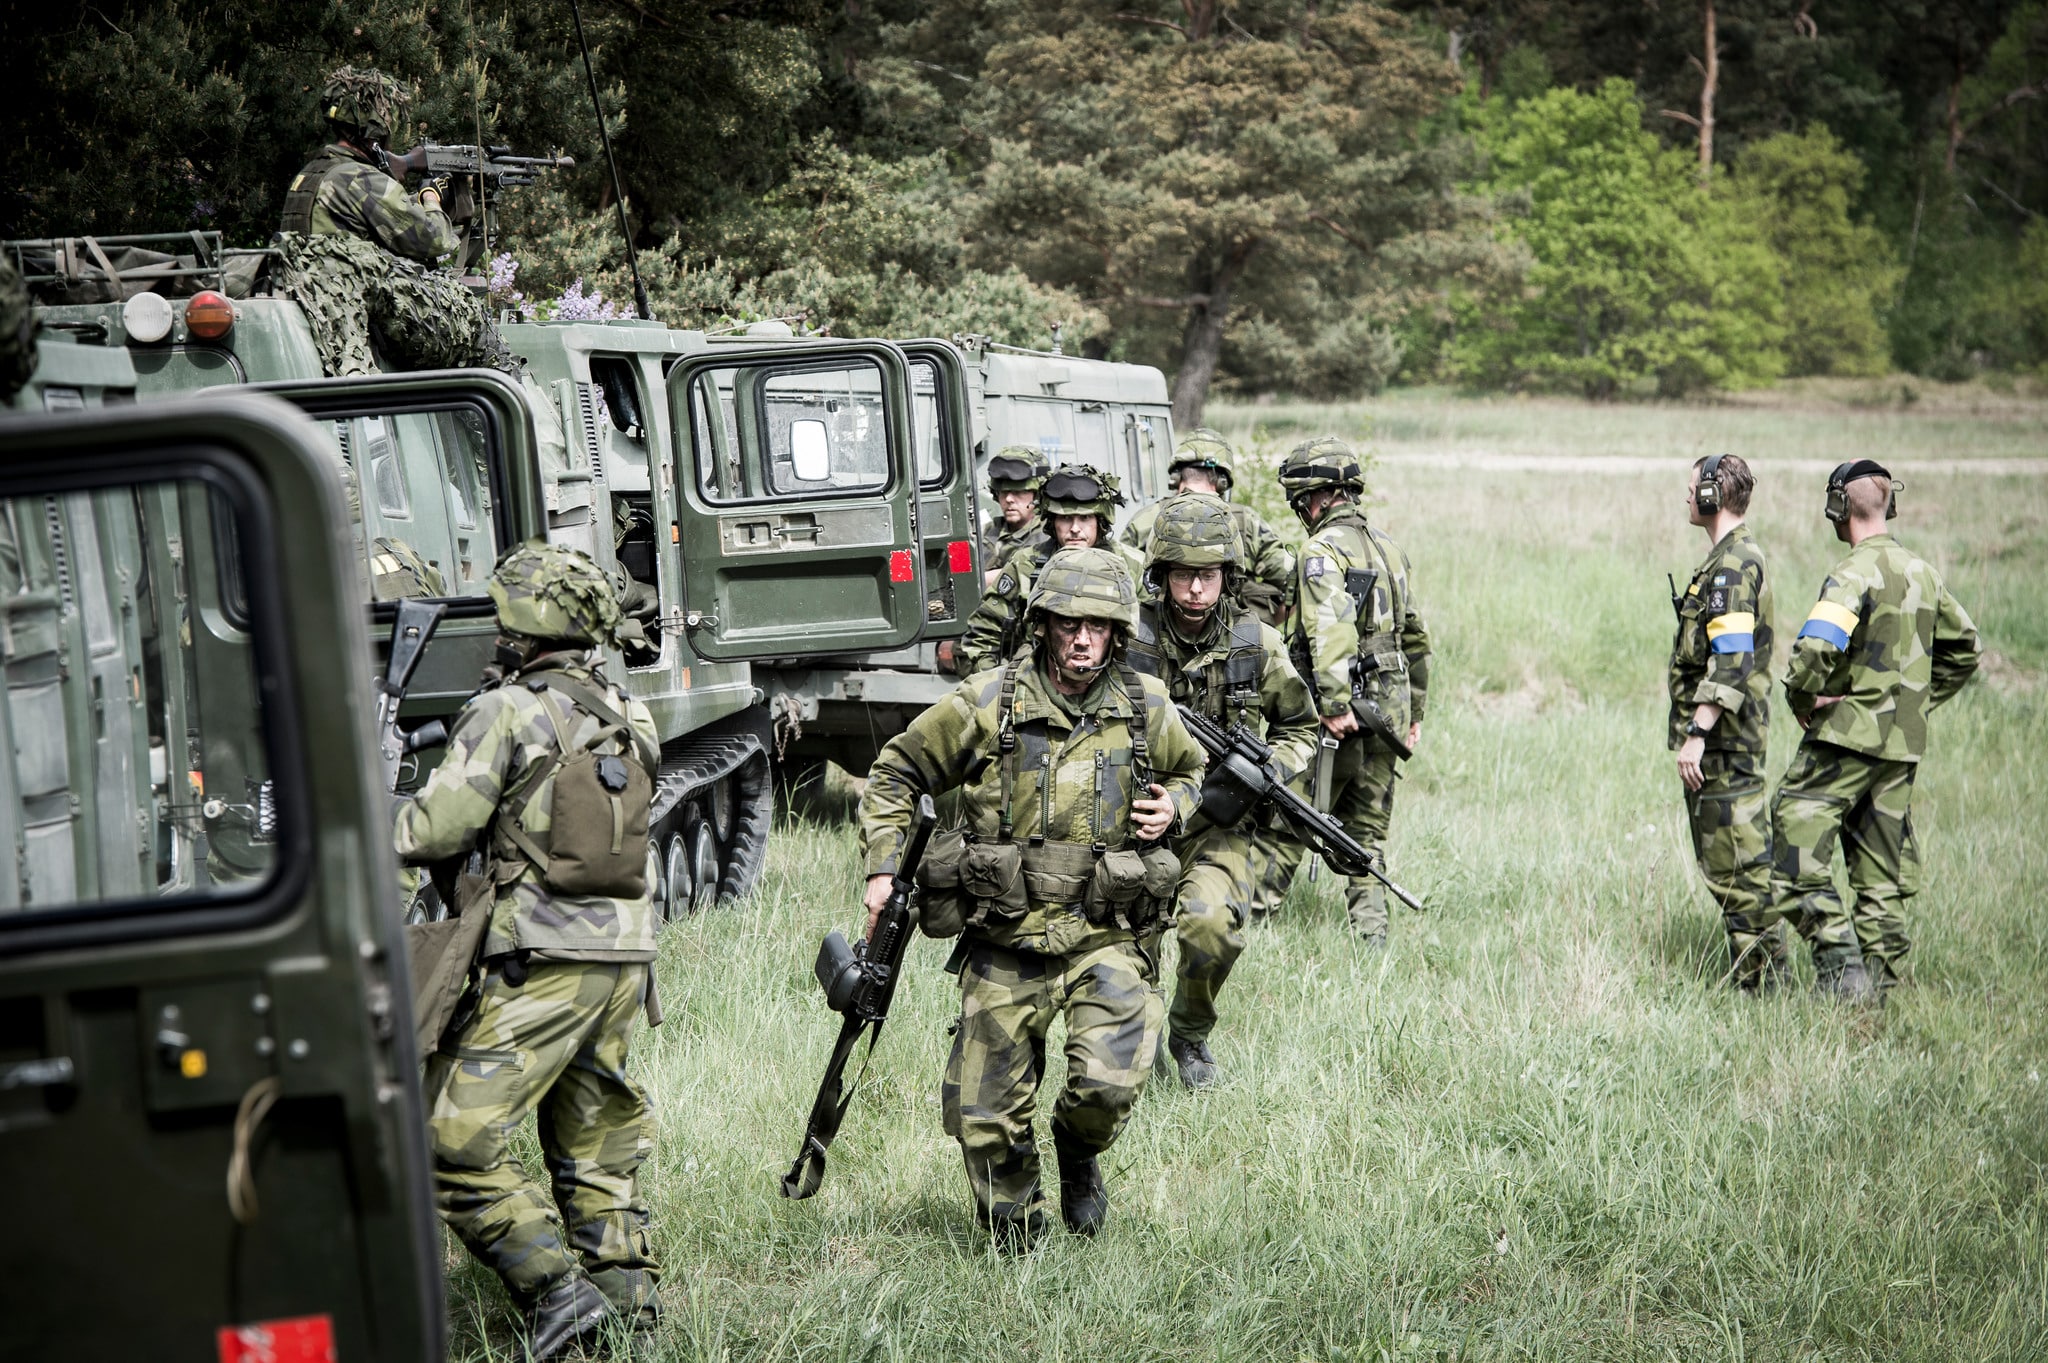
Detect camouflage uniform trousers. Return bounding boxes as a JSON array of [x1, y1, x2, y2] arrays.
[[1167, 821, 1254, 1045], [424, 958, 660, 1320], [1245, 736, 1400, 940], [1770, 740, 1922, 982], [1683, 749, 1787, 985], [942, 934, 1164, 1230]]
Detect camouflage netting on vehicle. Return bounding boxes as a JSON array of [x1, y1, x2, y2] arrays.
[[0, 254, 37, 404], [275, 231, 503, 377]]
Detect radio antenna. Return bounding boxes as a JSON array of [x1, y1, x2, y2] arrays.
[[568, 0, 651, 320]]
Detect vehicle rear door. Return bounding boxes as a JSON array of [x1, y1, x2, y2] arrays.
[[0, 395, 440, 1363], [667, 341, 927, 659], [898, 340, 983, 638]]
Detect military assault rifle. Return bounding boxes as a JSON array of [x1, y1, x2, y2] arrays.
[[1175, 703, 1425, 913], [781, 794, 937, 1200], [379, 598, 448, 793], [381, 142, 576, 187]]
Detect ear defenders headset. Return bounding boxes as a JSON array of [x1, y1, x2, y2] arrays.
[[1695, 453, 1727, 517], [1825, 460, 1900, 524]]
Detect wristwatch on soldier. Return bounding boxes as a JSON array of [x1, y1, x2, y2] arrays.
[[1684, 717, 1712, 739]]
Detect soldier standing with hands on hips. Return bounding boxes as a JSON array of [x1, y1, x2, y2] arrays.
[[1667, 454, 1788, 991], [1770, 461, 1980, 1003], [857, 547, 1205, 1248]]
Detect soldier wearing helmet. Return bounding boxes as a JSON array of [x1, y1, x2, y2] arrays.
[[954, 463, 1144, 676], [857, 545, 1205, 1248], [1127, 495, 1317, 1088], [395, 542, 664, 1357], [281, 65, 465, 264], [1253, 437, 1432, 946], [979, 446, 1051, 578], [1118, 428, 1296, 623]]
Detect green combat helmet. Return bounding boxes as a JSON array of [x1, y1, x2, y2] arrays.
[[0, 253, 36, 406], [1027, 546, 1139, 630], [487, 541, 624, 647], [986, 446, 1051, 492], [322, 65, 410, 147], [1038, 464, 1126, 529], [1170, 428, 1236, 493], [1144, 492, 1245, 577], [1277, 435, 1364, 517]]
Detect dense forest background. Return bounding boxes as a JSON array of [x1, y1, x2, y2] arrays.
[[2, 1, 2042, 421]]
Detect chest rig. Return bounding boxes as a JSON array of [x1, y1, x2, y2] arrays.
[[1127, 604, 1265, 730], [280, 153, 353, 234]]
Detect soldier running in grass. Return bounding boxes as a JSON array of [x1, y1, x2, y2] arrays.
[[858, 547, 1205, 1247], [1770, 460, 1980, 1004], [1127, 496, 1317, 1088], [1118, 428, 1296, 624], [1667, 453, 1789, 991], [395, 544, 663, 1359]]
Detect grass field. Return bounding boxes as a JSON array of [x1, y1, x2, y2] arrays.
[[450, 389, 2048, 1362]]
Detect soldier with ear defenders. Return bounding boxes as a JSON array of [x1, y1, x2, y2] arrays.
[[1769, 460, 1980, 1003]]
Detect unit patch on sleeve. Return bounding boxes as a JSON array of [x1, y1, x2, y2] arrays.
[[1304, 555, 1329, 582], [1706, 586, 1728, 613], [996, 574, 1015, 595]]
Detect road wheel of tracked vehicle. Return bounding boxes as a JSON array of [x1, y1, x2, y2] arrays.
[[645, 843, 666, 924], [688, 815, 722, 915], [707, 768, 737, 844], [662, 832, 693, 921]]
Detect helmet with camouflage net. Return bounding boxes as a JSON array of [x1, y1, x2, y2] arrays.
[[986, 446, 1050, 492], [1277, 435, 1365, 509], [1145, 492, 1244, 573], [1027, 546, 1138, 630], [1169, 428, 1236, 491], [321, 65, 410, 147], [1037, 463, 1126, 526], [487, 541, 623, 646], [0, 253, 37, 406]]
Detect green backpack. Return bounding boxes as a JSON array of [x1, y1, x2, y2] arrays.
[[493, 675, 655, 898]]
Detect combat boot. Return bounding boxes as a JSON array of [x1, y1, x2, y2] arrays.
[[1815, 952, 1880, 1007], [976, 1206, 1049, 1254], [1167, 1034, 1219, 1089], [526, 1271, 613, 1361], [1054, 1136, 1108, 1237]]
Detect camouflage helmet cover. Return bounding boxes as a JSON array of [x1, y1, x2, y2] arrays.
[[1278, 435, 1365, 502], [1145, 492, 1244, 570], [1037, 463, 1126, 524], [487, 541, 623, 646], [986, 445, 1050, 492], [1170, 427, 1235, 488], [1027, 546, 1139, 629], [322, 65, 410, 145]]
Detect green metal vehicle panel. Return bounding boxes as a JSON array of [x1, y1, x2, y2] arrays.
[[900, 340, 984, 638], [0, 394, 440, 1363]]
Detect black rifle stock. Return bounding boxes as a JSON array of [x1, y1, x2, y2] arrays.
[[781, 794, 938, 1200], [378, 598, 446, 793], [383, 141, 576, 187], [1174, 703, 1425, 913]]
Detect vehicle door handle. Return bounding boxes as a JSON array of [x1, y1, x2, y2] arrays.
[[773, 522, 822, 540], [0, 1056, 75, 1089]]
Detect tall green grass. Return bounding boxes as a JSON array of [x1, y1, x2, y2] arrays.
[[447, 396, 2048, 1362]]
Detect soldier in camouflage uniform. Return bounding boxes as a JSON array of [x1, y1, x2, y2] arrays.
[[1770, 461, 1980, 1002], [281, 66, 464, 264], [1119, 428, 1296, 623], [1250, 438, 1430, 944], [979, 447, 1050, 579], [859, 547, 1206, 1246], [395, 543, 663, 1358], [1667, 454, 1787, 990], [1127, 496, 1317, 1088], [954, 465, 1145, 676]]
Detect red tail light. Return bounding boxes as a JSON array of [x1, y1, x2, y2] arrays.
[[889, 550, 914, 583], [186, 290, 236, 341], [947, 539, 975, 573]]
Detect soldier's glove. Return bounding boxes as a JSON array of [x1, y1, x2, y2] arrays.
[[442, 173, 476, 225], [420, 174, 451, 207]]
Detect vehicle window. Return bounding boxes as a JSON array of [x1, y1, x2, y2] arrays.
[[910, 357, 946, 487], [318, 406, 501, 602], [0, 477, 277, 916], [1075, 405, 1113, 469], [689, 359, 894, 503], [1000, 398, 1074, 466]]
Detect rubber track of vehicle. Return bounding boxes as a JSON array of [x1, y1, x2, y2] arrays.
[[649, 733, 772, 905]]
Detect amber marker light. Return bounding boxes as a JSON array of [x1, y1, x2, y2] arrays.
[[185, 290, 237, 341]]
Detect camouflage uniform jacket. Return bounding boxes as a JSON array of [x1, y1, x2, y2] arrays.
[[1292, 506, 1431, 723], [1783, 534, 1980, 762], [1121, 494, 1297, 603], [979, 516, 1041, 575], [956, 535, 1147, 676], [1127, 601, 1319, 783], [282, 143, 461, 265], [860, 659, 1206, 955], [395, 657, 663, 959], [1667, 523, 1773, 753]]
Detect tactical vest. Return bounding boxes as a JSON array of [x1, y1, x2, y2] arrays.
[[489, 671, 657, 899], [1127, 604, 1265, 730], [280, 153, 352, 234]]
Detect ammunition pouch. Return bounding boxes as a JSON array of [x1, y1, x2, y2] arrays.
[[963, 840, 1030, 921], [1085, 843, 1180, 929], [913, 829, 969, 939], [1350, 633, 1412, 756]]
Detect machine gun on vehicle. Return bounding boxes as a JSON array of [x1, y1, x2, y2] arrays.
[[1175, 703, 1425, 913], [378, 597, 448, 793], [380, 142, 576, 187], [781, 794, 938, 1200]]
